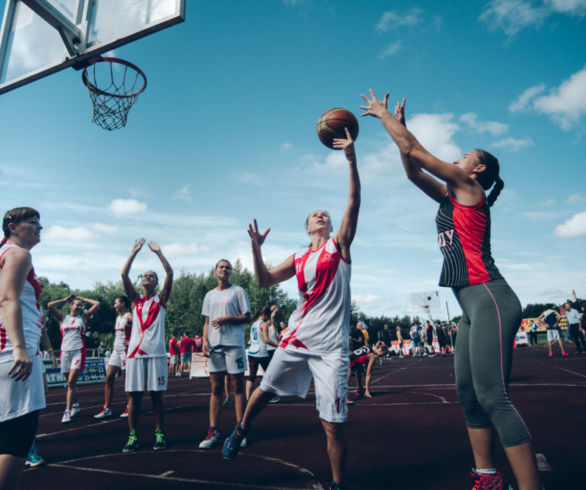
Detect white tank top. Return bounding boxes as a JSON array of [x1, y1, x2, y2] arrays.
[[267, 324, 278, 351], [127, 294, 166, 358], [60, 315, 85, 351], [282, 238, 351, 354], [113, 313, 131, 351], [0, 243, 44, 363], [248, 319, 268, 358]]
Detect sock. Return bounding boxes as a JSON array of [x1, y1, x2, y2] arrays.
[[475, 468, 497, 475]]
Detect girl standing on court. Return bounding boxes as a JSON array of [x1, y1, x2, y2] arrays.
[[223, 128, 360, 490], [121, 239, 173, 453], [360, 89, 540, 490], [246, 306, 278, 400], [199, 259, 251, 449], [48, 294, 100, 423], [0, 207, 44, 490]]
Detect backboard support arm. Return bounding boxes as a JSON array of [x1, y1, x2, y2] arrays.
[[21, 0, 83, 56]]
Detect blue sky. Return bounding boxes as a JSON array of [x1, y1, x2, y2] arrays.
[[0, 0, 585, 320]]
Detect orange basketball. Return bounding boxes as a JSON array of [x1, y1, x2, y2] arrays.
[[316, 108, 359, 149]]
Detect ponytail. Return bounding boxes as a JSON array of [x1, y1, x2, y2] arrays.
[[474, 150, 503, 207], [486, 177, 504, 207]]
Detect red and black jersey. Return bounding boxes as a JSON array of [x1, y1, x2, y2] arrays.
[[349, 345, 372, 367], [436, 194, 503, 287]]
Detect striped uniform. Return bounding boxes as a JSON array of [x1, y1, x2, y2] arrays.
[[0, 243, 45, 422], [60, 315, 86, 372], [260, 238, 351, 423], [436, 194, 502, 287], [125, 294, 167, 392]]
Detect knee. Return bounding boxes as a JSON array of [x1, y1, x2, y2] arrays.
[[322, 422, 346, 442], [231, 377, 244, 394]]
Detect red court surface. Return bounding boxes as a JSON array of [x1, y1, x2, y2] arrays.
[[23, 345, 585, 489]]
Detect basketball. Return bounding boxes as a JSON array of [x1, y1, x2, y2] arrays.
[[316, 108, 359, 149]]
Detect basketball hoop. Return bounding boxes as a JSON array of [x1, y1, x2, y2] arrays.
[[82, 57, 147, 131]]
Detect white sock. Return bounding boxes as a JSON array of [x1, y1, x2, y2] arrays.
[[475, 468, 497, 475]]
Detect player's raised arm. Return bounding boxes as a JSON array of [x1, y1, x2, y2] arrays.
[[333, 127, 360, 262], [148, 241, 173, 307], [248, 219, 295, 288], [121, 239, 144, 304]]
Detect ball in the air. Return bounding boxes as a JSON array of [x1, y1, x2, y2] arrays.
[[316, 108, 359, 149]]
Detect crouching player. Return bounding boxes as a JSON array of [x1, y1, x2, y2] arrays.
[[349, 341, 388, 399]]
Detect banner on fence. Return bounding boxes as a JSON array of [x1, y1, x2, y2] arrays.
[[45, 357, 107, 388]]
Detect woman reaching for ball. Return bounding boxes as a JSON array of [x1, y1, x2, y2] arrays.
[[360, 90, 540, 490], [222, 127, 360, 490]]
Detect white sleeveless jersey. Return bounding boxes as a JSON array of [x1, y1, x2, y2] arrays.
[[248, 320, 268, 358], [0, 244, 44, 363], [267, 324, 278, 351], [60, 315, 85, 351], [113, 313, 131, 351], [282, 238, 351, 354], [127, 294, 166, 358]]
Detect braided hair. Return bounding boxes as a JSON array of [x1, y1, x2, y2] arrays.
[[474, 150, 504, 207]]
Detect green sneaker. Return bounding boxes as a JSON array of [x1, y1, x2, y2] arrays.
[[154, 429, 166, 451], [122, 430, 139, 453]]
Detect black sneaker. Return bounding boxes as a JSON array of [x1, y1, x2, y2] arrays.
[[122, 430, 139, 453], [153, 429, 166, 451], [223, 423, 247, 460]]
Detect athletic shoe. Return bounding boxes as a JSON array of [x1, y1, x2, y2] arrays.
[[153, 429, 167, 451], [346, 399, 355, 406], [240, 436, 248, 448], [547, 353, 553, 358], [61, 410, 72, 424], [94, 407, 112, 419], [269, 395, 280, 404], [222, 423, 247, 460], [122, 430, 139, 453], [70, 403, 81, 417], [25, 444, 45, 468], [198, 427, 220, 449], [470, 469, 513, 489], [223, 396, 232, 406], [327, 482, 346, 490], [562, 352, 569, 357], [119, 407, 129, 418]]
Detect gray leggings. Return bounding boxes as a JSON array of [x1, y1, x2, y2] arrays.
[[453, 279, 532, 447]]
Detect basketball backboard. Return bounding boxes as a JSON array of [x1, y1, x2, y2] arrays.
[[0, 0, 185, 94]]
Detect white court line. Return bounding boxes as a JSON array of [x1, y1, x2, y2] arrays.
[[372, 358, 425, 385], [44, 449, 324, 490], [159, 470, 174, 477], [536, 453, 552, 471], [555, 367, 586, 379]]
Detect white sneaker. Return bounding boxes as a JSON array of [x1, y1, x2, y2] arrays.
[[240, 437, 247, 448], [70, 404, 81, 417], [269, 395, 280, 404], [198, 428, 220, 449], [119, 407, 129, 418], [94, 407, 112, 419], [61, 410, 72, 423]]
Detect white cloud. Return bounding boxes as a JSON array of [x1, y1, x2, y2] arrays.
[[378, 41, 403, 59], [409, 113, 462, 161], [92, 223, 118, 235], [281, 142, 292, 150], [554, 211, 586, 237], [480, 0, 548, 37], [108, 198, 148, 215], [171, 184, 192, 203], [490, 136, 534, 151], [43, 225, 96, 243], [509, 84, 546, 111], [546, 0, 586, 15], [459, 112, 509, 135], [352, 293, 384, 304], [567, 193, 586, 203], [376, 9, 423, 32]]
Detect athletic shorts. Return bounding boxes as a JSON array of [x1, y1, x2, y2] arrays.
[[181, 353, 191, 363], [207, 345, 246, 375], [0, 410, 39, 457], [107, 349, 127, 370], [60, 348, 85, 373], [260, 348, 349, 423], [169, 354, 178, 365], [547, 329, 561, 342], [125, 357, 168, 392], [247, 355, 270, 381], [412, 340, 423, 347], [349, 355, 368, 369]]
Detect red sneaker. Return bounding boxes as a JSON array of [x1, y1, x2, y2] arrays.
[[547, 353, 553, 358], [470, 469, 513, 489], [562, 352, 569, 357]]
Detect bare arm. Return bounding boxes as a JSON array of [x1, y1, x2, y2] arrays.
[[40, 326, 57, 368], [333, 128, 361, 262], [261, 320, 278, 348], [121, 239, 144, 304], [202, 317, 210, 356], [79, 296, 100, 324], [148, 241, 173, 307], [360, 89, 480, 203], [47, 294, 74, 323], [364, 354, 376, 397], [211, 312, 251, 329], [0, 247, 33, 380], [248, 219, 295, 288]]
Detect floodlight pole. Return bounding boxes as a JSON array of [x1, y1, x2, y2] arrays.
[[21, 0, 82, 56]]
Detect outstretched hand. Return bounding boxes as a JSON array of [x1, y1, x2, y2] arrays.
[[359, 89, 390, 119], [132, 238, 145, 254], [248, 219, 270, 247], [332, 127, 355, 154], [148, 241, 161, 254], [394, 97, 406, 127]]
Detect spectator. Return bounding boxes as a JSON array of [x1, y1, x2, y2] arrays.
[[564, 302, 585, 354], [168, 335, 179, 377], [539, 307, 568, 358], [528, 321, 538, 346], [179, 332, 194, 375]]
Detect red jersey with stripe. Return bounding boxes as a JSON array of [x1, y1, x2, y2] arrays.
[[127, 294, 166, 358], [436, 194, 503, 287], [281, 238, 351, 354], [113, 314, 132, 352], [60, 315, 85, 351], [0, 244, 43, 362]]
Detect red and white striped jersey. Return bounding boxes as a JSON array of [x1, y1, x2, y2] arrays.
[[127, 294, 166, 358], [60, 315, 85, 351], [281, 238, 351, 354], [0, 243, 43, 363], [113, 313, 132, 351]]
